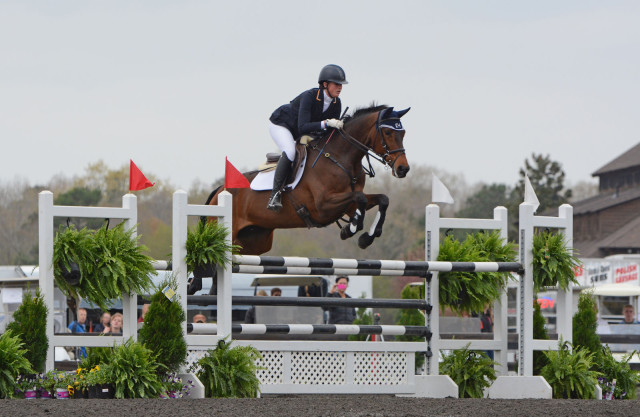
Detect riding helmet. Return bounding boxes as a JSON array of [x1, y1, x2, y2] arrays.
[[318, 64, 348, 85]]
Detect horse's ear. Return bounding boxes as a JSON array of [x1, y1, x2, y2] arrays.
[[396, 107, 411, 118], [380, 107, 394, 118]]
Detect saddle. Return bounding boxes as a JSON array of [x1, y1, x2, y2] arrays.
[[258, 135, 317, 183]]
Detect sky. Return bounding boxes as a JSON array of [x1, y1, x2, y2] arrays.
[[1, 1, 639, 191]]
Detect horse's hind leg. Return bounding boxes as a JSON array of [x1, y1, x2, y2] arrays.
[[339, 192, 368, 240], [358, 194, 389, 249]]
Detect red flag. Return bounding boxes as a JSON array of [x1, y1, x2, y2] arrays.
[[129, 160, 155, 191], [225, 157, 251, 189]]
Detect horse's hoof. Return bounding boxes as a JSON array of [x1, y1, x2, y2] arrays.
[[340, 227, 353, 240], [358, 233, 375, 249]]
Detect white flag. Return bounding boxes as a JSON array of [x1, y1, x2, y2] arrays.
[[432, 174, 454, 204], [524, 175, 540, 213]]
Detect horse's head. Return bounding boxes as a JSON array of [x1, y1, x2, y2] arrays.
[[373, 107, 411, 178]]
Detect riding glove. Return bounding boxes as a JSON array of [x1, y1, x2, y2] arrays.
[[325, 119, 344, 130]]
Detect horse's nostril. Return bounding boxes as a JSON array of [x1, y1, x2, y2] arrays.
[[397, 166, 410, 177]]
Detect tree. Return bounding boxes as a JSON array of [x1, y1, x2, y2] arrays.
[[572, 292, 601, 360], [456, 183, 511, 219], [511, 153, 572, 213]]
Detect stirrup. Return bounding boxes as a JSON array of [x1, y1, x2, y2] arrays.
[[267, 191, 282, 212]]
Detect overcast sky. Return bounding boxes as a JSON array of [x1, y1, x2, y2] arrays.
[[1, 1, 639, 191]]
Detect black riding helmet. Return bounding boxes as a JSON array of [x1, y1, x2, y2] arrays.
[[318, 64, 348, 85]]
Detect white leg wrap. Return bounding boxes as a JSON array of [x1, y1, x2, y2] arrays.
[[368, 211, 381, 235]]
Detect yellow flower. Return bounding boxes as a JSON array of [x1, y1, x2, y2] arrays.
[[95, 365, 100, 371]]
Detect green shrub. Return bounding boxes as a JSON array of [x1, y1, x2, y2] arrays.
[[193, 339, 262, 398], [439, 345, 497, 398], [541, 340, 600, 399], [348, 296, 374, 342], [396, 283, 427, 369], [0, 330, 35, 398], [6, 288, 48, 373], [533, 299, 549, 375], [596, 346, 640, 400], [185, 221, 240, 273], [438, 231, 516, 314], [139, 275, 187, 372], [80, 346, 114, 370], [110, 338, 164, 398], [532, 231, 580, 291], [572, 291, 601, 359]]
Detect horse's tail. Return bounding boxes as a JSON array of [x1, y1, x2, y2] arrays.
[[201, 185, 224, 224]]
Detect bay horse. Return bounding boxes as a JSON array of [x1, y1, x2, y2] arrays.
[[205, 105, 411, 255]]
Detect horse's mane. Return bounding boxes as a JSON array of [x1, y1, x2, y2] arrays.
[[344, 103, 388, 125]]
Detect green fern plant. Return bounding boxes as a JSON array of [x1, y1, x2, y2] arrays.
[[596, 346, 640, 400], [138, 275, 187, 373], [110, 338, 165, 398], [0, 330, 35, 399], [53, 223, 156, 310], [438, 231, 517, 314], [185, 220, 240, 274], [193, 339, 262, 398], [439, 344, 497, 398], [541, 340, 600, 399], [532, 230, 581, 291], [79, 346, 114, 371], [6, 288, 48, 373]]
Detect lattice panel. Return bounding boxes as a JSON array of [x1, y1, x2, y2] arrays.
[[290, 351, 346, 385], [352, 352, 408, 385], [255, 351, 285, 384], [186, 349, 208, 373]]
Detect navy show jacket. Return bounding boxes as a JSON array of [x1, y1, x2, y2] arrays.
[[270, 87, 342, 139]]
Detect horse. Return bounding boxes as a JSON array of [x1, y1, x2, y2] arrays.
[[205, 104, 411, 256]]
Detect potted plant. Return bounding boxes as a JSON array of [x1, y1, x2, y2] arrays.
[[191, 339, 262, 398], [596, 346, 640, 400], [14, 374, 38, 399], [53, 223, 156, 310], [439, 344, 498, 398], [84, 364, 114, 399], [161, 372, 195, 399], [438, 231, 517, 314], [51, 371, 74, 400], [541, 340, 601, 399], [6, 288, 48, 373], [532, 230, 581, 291], [110, 338, 164, 398], [0, 330, 35, 399], [185, 221, 240, 295], [138, 275, 187, 373]]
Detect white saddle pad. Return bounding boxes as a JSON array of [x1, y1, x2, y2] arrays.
[[250, 153, 307, 191]]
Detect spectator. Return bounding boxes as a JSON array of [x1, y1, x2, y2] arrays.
[[106, 312, 123, 334], [93, 312, 111, 333], [325, 276, 356, 324], [68, 308, 88, 358], [245, 290, 268, 324], [480, 306, 494, 360], [193, 313, 207, 324], [623, 304, 637, 324], [137, 303, 150, 324], [271, 287, 282, 297]]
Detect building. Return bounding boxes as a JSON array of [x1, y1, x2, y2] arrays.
[[573, 142, 640, 258]]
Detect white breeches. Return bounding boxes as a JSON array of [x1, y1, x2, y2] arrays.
[[269, 121, 296, 161]]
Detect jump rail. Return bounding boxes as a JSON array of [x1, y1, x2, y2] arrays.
[[233, 255, 523, 274], [187, 323, 432, 337], [188, 295, 431, 310]]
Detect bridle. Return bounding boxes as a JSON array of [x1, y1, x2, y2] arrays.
[[336, 110, 406, 176]]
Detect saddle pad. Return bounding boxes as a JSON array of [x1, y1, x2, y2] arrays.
[[251, 153, 307, 191]]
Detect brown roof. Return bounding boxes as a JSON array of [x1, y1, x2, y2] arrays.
[[571, 186, 640, 215], [575, 216, 640, 257], [592, 142, 640, 176]]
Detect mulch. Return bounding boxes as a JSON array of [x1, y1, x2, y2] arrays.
[[2, 396, 640, 417]]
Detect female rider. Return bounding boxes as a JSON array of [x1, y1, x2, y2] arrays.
[[266, 64, 348, 211]]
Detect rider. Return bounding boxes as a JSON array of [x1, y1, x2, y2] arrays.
[[266, 64, 348, 211]]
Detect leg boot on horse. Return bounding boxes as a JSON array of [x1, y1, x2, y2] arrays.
[[267, 152, 292, 212]]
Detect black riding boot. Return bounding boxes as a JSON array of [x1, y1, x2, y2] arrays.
[[267, 152, 292, 212]]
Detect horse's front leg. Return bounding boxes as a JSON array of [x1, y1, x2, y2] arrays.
[[357, 193, 389, 249], [339, 191, 368, 240]]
